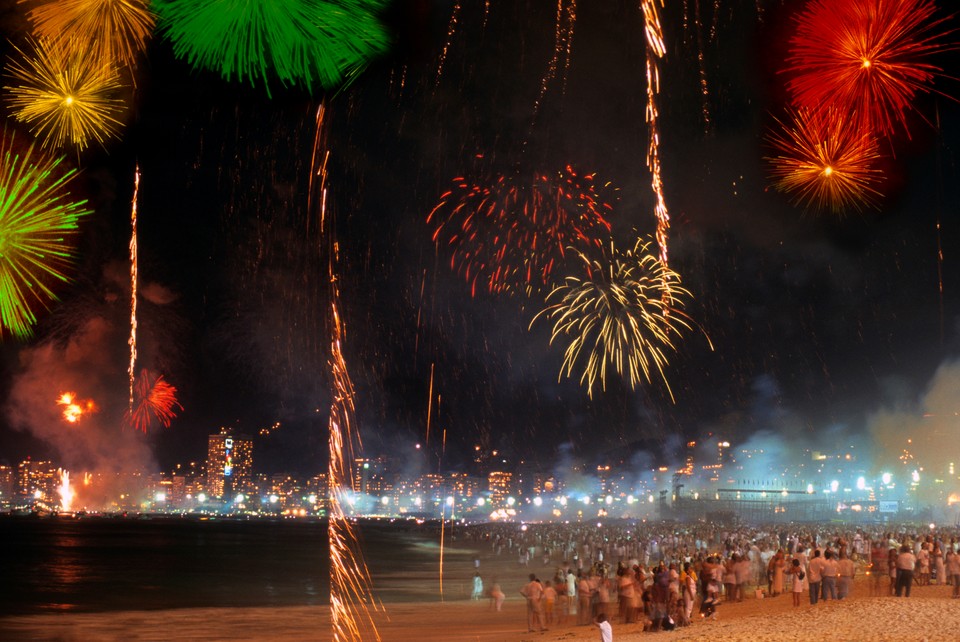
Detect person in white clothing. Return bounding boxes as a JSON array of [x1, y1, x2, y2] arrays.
[[594, 613, 613, 642]]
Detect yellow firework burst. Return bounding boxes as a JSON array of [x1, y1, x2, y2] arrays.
[[20, 0, 155, 71], [4, 38, 126, 150], [532, 236, 693, 400]]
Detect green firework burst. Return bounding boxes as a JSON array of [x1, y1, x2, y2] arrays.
[[153, 0, 391, 96], [0, 130, 91, 339]]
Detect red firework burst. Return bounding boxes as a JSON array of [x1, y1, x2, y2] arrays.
[[765, 107, 885, 213], [128, 369, 182, 432], [785, 0, 954, 139], [427, 165, 615, 296]]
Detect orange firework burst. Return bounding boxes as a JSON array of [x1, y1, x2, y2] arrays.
[[128, 369, 181, 432], [428, 165, 615, 297], [786, 0, 954, 139], [21, 0, 156, 72], [766, 108, 884, 213], [57, 391, 97, 423]]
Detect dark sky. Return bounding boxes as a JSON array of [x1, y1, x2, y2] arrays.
[[1, 0, 959, 479]]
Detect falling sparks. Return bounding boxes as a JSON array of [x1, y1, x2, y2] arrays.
[[641, 0, 672, 275], [766, 108, 884, 213], [128, 166, 139, 414], [428, 165, 615, 297], [435, 1, 461, 86], [531, 0, 577, 123], [4, 37, 125, 150], [128, 369, 182, 433], [315, 104, 380, 642], [57, 392, 97, 423], [532, 237, 694, 400]]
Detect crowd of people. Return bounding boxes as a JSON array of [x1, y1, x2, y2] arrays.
[[458, 520, 960, 635]]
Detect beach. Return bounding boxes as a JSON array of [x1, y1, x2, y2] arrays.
[[3, 537, 959, 641]]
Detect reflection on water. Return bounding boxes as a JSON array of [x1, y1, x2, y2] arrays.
[[0, 516, 470, 616]]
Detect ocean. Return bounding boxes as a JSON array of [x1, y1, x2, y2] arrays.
[[0, 515, 466, 616]]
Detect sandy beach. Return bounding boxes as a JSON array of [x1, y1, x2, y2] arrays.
[[3, 538, 960, 641]]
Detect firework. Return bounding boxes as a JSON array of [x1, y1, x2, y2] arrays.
[[21, 0, 156, 71], [642, 0, 673, 282], [532, 237, 692, 400], [428, 166, 615, 297], [0, 131, 91, 339], [766, 108, 884, 213], [128, 167, 139, 414], [4, 37, 125, 150], [315, 104, 380, 642], [57, 469, 74, 512], [153, 0, 390, 97], [531, 0, 577, 121], [786, 0, 953, 139], [57, 392, 97, 423], [128, 369, 182, 433]]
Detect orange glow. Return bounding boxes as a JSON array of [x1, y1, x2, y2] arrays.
[[57, 391, 96, 423]]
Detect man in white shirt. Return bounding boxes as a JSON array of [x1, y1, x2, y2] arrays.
[[837, 552, 855, 599], [895, 545, 916, 597], [821, 551, 839, 600], [520, 574, 546, 632]]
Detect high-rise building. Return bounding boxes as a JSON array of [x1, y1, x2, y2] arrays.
[[487, 471, 513, 506], [17, 458, 56, 503], [206, 427, 253, 499], [0, 465, 14, 508]]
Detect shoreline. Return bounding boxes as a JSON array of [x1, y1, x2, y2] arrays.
[[4, 539, 960, 641]]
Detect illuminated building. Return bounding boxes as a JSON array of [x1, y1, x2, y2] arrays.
[[487, 471, 513, 506], [205, 427, 253, 499], [0, 465, 13, 508], [17, 458, 56, 502], [352, 457, 392, 495]]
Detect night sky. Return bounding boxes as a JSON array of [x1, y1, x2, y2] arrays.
[[1, 0, 959, 482]]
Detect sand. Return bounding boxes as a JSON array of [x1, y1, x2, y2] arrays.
[[4, 542, 960, 641]]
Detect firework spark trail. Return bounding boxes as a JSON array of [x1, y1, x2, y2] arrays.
[[314, 105, 380, 642], [21, 0, 156, 73], [692, 0, 712, 132], [642, 0, 672, 280], [4, 37, 125, 150], [531, 0, 577, 125], [0, 130, 91, 339], [765, 107, 884, 213], [435, 1, 461, 87], [128, 166, 139, 414], [532, 237, 694, 400]]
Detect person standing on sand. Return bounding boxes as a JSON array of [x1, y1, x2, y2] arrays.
[[490, 582, 505, 612], [788, 558, 804, 607], [821, 550, 838, 601], [837, 552, 855, 599], [472, 572, 483, 600], [542, 580, 557, 626], [807, 549, 823, 605], [578, 572, 593, 625], [520, 574, 546, 632], [895, 544, 916, 597], [946, 547, 960, 598]]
